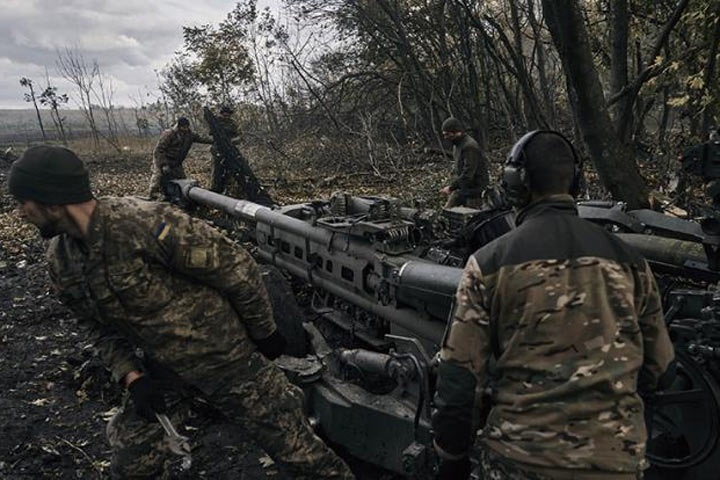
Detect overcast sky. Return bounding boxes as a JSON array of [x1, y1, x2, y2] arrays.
[[0, 0, 279, 109]]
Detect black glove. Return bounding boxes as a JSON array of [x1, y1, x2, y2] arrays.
[[437, 456, 471, 480], [128, 376, 167, 422], [254, 330, 287, 360]]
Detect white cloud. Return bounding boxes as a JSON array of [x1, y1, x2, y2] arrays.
[[0, 0, 246, 108]]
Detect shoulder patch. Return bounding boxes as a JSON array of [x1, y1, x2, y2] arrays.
[[185, 246, 213, 268]]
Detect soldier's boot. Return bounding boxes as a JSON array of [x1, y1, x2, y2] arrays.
[[106, 394, 192, 479], [212, 352, 356, 480], [444, 190, 464, 208]]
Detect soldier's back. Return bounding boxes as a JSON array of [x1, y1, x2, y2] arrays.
[[475, 197, 657, 474]]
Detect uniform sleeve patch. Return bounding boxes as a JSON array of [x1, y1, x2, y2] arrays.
[[186, 247, 211, 268], [155, 222, 171, 241]]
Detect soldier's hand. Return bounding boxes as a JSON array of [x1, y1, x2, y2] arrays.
[[439, 186, 451, 195], [128, 376, 167, 422], [254, 329, 287, 360]]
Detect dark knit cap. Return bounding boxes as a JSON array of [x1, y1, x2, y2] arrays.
[[441, 117, 464, 133], [176, 117, 190, 127], [8, 145, 93, 205], [220, 105, 234, 114]]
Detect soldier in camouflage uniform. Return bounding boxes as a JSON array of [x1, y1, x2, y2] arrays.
[[149, 117, 213, 201], [9, 145, 355, 480], [438, 117, 489, 209], [432, 132, 676, 480], [210, 105, 242, 194]]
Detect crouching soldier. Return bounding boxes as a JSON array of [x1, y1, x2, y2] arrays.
[[149, 117, 212, 201], [9, 145, 355, 480]]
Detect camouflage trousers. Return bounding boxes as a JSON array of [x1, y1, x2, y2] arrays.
[[444, 190, 483, 209], [479, 447, 642, 480], [107, 352, 354, 479], [149, 164, 185, 201]]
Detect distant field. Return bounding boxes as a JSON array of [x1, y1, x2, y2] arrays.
[[0, 108, 160, 144]]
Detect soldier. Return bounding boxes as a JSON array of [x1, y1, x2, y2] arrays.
[[432, 131, 676, 480], [149, 117, 212, 201], [9, 145, 355, 480], [438, 117, 489, 209], [210, 104, 242, 194]]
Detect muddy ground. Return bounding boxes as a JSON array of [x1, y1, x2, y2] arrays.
[[0, 143, 450, 480]]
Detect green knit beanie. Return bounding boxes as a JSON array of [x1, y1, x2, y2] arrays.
[[8, 145, 93, 205], [441, 117, 464, 133]]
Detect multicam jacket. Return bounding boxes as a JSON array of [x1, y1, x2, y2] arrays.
[[434, 195, 675, 474], [47, 197, 277, 393], [152, 128, 212, 170], [449, 134, 489, 197]]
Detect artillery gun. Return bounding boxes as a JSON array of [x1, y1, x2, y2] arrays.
[[169, 179, 720, 479]]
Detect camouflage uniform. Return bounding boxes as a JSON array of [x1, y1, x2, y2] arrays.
[[445, 134, 489, 209], [210, 115, 241, 194], [149, 128, 212, 200], [479, 447, 640, 480], [433, 195, 674, 478], [47, 197, 354, 479]]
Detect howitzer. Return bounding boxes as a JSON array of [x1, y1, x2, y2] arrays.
[[171, 179, 720, 479]]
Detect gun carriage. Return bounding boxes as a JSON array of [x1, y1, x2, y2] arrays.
[[168, 176, 720, 480], [171, 116, 720, 478]]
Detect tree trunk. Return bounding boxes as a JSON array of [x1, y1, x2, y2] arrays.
[[28, 83, 46, 141], [482, 12, 549, 129], [609, 0, 629, 127], [528, 0, 554, 124], [702, 3, 720, 135], [541, 0, 649, 209]]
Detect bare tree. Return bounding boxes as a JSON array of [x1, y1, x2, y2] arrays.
[[92, 72, 122, 150], [56, 47, 100, 146], [19, 77, 46, 141]]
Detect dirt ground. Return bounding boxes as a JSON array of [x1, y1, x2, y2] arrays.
[[0, 142, 446, 480]]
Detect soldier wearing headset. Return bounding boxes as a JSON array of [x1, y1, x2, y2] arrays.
[[432, 131, 676, 479]]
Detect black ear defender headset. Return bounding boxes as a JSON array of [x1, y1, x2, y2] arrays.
[[501, 129, 582, 207]]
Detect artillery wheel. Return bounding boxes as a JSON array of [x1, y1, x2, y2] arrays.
[[645, 351, 720, 479]]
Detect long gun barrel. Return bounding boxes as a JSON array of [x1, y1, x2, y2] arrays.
[[177, 180, 459, 345], [176, 181, 720, 342]]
